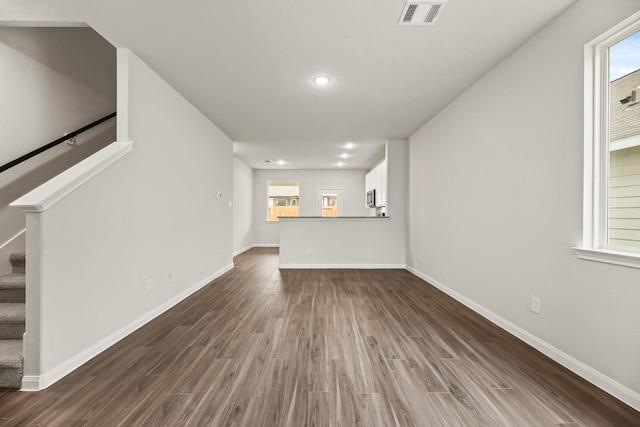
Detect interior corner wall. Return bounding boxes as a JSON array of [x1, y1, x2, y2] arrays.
[[252, 169, 370, 246], [28, 48, 233, 383], [385, 139, 408, 265], [0, 27, 116, 262], [407, 0, 640, 406], [233, 156, 253, 255]]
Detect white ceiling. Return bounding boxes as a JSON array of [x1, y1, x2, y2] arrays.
[[1, 0, 575, 170]]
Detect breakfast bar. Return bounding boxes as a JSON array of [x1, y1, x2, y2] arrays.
[[278, 216, 405, 268]]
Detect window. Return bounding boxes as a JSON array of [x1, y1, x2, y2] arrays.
[[577, 11, 640, 268], [267, 181, 300, 221]]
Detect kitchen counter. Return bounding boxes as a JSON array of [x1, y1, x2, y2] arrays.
[[278, 216, 389, 219], [278, 216, 403, 268]]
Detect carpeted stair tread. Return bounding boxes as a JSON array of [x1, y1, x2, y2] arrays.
[[0, 340, 23, 369], [0, 274, 25, 290], [9, 253, 24, 263], [0, 274, 25, 303], [9, 253, 25, 274], [0, 304, 25, 323], [0, 254, 24, 388]]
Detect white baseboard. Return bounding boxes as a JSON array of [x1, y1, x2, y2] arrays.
[[234, 244, 279, 257], [405, 265, 640, 413], [280, 263, 406, 269], [252, 243, 279, 248], [21, 262, 234, 392], [233, 245, 253, 257]]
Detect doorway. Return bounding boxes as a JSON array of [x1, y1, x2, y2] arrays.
[[317, 188, 342, 217]]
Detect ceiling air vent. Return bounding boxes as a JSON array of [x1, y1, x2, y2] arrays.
[[398, 0, 448, 26]]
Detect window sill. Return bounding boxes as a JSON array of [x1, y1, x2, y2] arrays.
[[572, 247, 640, 269]]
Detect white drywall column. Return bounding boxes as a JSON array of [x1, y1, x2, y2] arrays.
[[233, 156, 254, 255], [385, 139, 407, 265]]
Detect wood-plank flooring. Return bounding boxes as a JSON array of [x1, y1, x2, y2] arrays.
[[0, 247, 638, 426]]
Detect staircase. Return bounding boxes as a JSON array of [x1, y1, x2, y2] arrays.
[[0, 253, 25, 388]]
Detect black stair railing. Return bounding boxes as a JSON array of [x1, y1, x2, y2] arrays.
[[0, 112, 117, 174]]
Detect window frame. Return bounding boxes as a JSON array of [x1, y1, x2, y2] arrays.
[[270, 196, 299, 207], [575, 11, 640, 268], [265, 181, 300, 222]]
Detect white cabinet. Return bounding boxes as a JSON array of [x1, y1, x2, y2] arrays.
[[380, 161, 387, 207], [365, 160, 387, 207], [374, 165, 383, 206], [365, 170, 374, 192]]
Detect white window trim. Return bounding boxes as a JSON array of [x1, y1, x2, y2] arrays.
[[317, 188, 343, 217], [266, 181, 300, 222], [575, 10, 640, 269]]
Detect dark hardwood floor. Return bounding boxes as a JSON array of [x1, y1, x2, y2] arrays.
[[1, 247, 638, 426]]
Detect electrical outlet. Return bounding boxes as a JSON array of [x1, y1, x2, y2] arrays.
[[531, 296, 541, 314], [146, 278, 153, 292], [307, 247, 312, 254]]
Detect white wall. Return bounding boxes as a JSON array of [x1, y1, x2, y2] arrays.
[[233, 156, 253, 255], [407, 0, 640, 409], [16, 49, 233, 388], [252, 169, 370, 245], [0, 27, 116, 268], [385, 140, 407, 259]]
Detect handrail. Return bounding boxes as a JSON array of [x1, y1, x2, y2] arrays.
[[0, 112, 117, 174]]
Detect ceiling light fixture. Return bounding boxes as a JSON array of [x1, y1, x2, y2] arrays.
[[345, 142, 354, 150], [313, 75, 331, 86], [337, 162, 345, 167], [277, 160, 286, 165], [340, 153, 349, 159]]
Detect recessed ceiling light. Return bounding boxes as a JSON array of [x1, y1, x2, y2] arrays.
[[340, 153, 349, 159], [337, 162, 344, 167], [345, 142, 354, 150], [313, 75, 331, 86], [277, 160, 286, 165]]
